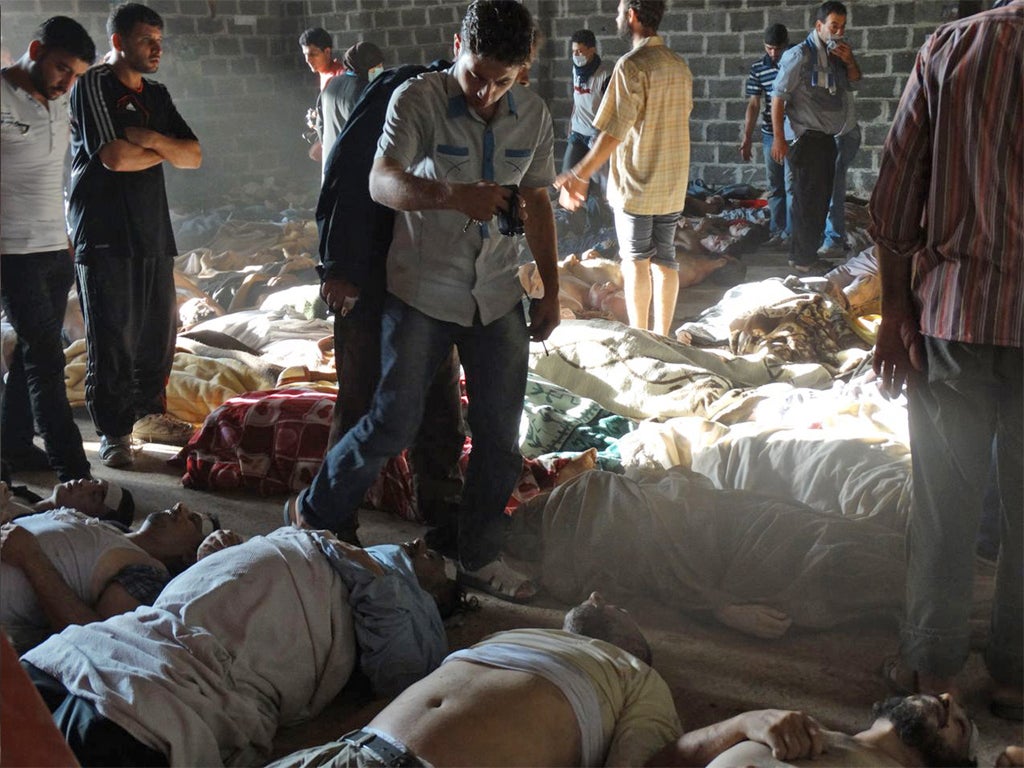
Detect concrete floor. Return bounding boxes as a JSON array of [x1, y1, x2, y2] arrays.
[[12, 239, 1022, 763]]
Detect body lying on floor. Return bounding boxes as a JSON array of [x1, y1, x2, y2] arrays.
[[1, 488, 217, 652], [19, 530, 454, 766]]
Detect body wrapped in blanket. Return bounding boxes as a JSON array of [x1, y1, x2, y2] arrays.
[[506, 467, 906, 639]]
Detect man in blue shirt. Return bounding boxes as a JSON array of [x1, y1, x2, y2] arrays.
[[739, 23, 790, 246], [291, 0, 560, 604], [770, 1, 860, 273]]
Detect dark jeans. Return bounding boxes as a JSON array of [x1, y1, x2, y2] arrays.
[[75, 254, 176, 438], [903, 338, 1022, 683], [300, 295, 528, 569], [24, 662, 168, 767], [787, 130, 837, 266], [1, 251, 90, 480], [328, 297, 465, 523]]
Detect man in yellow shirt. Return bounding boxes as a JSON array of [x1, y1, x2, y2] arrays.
[[555, 0, 692, 337]]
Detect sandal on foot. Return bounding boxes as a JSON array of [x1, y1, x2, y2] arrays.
[[459, 557, 537, 603], [283, 496, 311, 529]]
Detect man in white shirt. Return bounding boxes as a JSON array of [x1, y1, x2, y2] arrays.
[[0, 16, 95, 482]]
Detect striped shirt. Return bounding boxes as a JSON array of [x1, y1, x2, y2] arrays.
[[744, 54, 780, 136], [593, 36, 692, 216], [868, 2, 1023, 347]]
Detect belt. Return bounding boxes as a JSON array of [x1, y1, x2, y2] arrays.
[[341, 729, 424, 767]]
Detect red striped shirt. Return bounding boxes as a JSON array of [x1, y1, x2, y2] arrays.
[[869, 3, 1023, 346]]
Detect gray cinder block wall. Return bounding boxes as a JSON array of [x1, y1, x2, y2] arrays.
[[1, 1, 969, 206]]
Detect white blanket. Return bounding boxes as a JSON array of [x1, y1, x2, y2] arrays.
[[23, 529, 356, 767]]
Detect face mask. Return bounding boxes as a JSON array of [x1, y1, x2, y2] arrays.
[[572, 54, 588, 67], [368, 65, 383, 81]]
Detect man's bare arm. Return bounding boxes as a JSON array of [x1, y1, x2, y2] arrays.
[[740, 94, 761, 161], [872, 244, 924, 399], [369, 156, 510, 222], [552, 130, 621, 209], [98, 139, 165, 172], [1, 525, 101, 631], [648, 710, 825, 767], [124, 127, 202, 168], [770, 98, 789, 163], [520, 186, 560, 342]]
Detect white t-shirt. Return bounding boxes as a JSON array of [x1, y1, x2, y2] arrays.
[[0, 73, 71, 253]]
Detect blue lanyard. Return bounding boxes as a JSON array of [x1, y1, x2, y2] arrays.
[[805, 38, 836, 94]]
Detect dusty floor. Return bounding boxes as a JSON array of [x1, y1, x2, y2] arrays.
[[11, 240, 1023, 764]]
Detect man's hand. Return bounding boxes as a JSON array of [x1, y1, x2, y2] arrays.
[[771, 135, 788, 164], [321, 277, 360, 315], [552, 169, 589, 211], [739, 136, 753, 162], [739, 709, 826, 762], [829, 41, 855, 66], [873, 312, 925, 400], [197, 529, 245, 561], [528, 293, 560, 342], [450, 181, 513, 223]]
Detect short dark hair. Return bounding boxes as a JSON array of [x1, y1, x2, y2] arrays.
[[35, 16, 96, 64], [299, 27, 332, 51], [108, 3, 163, 39], [564, 602, 653, 666], [460, 0, 536, 67], [764, 23, 789, 46], [571, 29, 597, 48], [626, 0, 667, 33], [103, 487, 136, 529], [816, 1, 848, 22]]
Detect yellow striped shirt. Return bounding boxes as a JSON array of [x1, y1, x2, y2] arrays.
[[594, 36, 693, 216]]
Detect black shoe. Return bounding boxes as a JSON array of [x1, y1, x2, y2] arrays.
[[424, 523, 459, 558], [3, 444, 52, 472]]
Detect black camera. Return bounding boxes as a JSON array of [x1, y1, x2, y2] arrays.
[[497, 184, 525, 237]]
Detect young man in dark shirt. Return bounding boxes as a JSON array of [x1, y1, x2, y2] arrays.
[[68, 2, 201, 467]]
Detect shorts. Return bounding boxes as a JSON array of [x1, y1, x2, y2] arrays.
[[612, 209, 681, 269]]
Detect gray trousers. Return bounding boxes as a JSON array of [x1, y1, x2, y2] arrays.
[[902, 336, 1022, 684]]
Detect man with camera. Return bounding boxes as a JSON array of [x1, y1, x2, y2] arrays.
[[769, 1, 860, 274], [290, 0, 559, 603]]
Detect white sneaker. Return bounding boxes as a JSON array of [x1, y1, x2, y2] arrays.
[[132, 413, 195, 446], [99, 435, 134, 468]]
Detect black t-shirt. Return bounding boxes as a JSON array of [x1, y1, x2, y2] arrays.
[[68, 64, 197, 259]]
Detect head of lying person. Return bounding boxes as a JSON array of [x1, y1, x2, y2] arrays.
[[399, 538, 465, 618], [871, 693, 978, 768], [562, 591, 653, 666], [132, 502, 219, 575], [48, 479, 135, 527]]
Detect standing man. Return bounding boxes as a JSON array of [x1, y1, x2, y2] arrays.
[[555, 0, 692, 337], [320, 41, 384, 172], [1, 17, 94, 482], [770, 1, 860, 274], [69, 3, 201, 468], [819, 93, 861, 258], [299, 27, 345, 168], [739, 23, 790, 247], [871, 1, 1021, 719], [291, 0, 560, 603]]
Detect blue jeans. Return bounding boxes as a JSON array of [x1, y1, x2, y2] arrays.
[[761, 133, 791, 237], [612, 209, 681, 268], [823, 125, 861, 248], [903, 338, 1022, 684], [299, 295, 529, 570]]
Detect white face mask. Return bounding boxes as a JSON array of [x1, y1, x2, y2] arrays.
[[368, 65, 383, 81], [572, 54, 588, 67]]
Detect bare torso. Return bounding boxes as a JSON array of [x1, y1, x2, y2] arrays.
[[369, 660, 583, 767]]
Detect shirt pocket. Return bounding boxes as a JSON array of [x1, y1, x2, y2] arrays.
[[435, 143, 471, 180], [502, 147, 533, 178]]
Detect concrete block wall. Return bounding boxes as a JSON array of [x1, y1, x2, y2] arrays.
[[1, 0, 970, 205]]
